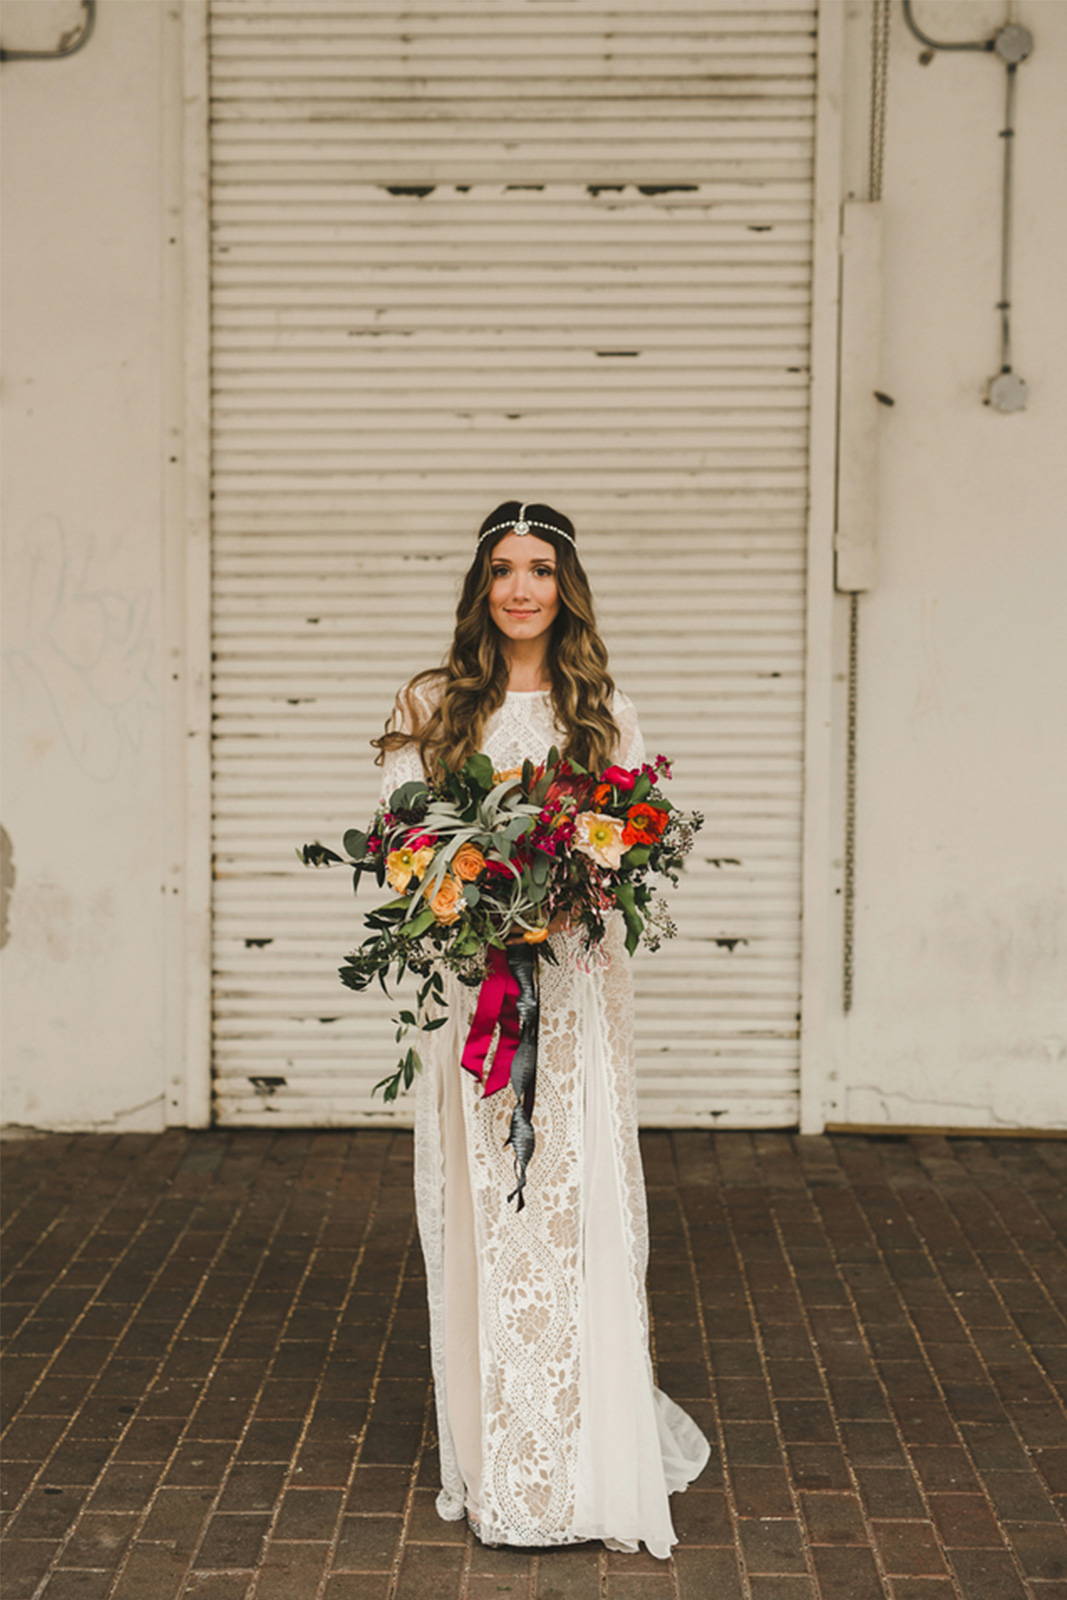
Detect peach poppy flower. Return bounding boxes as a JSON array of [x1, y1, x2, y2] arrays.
[[386, 845, 435, 893], [573, 811, 627, 870]]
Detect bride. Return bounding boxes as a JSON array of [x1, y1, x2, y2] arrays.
[[371, 500, 711, 1557]]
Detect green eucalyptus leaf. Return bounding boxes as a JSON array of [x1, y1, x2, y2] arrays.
[[389, 779, 430, 811], [622, 844, 651, 868], [398, 907, 436, 939], [463, 752, 495, 792]]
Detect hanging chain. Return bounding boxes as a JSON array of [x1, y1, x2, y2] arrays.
[[869, 0, 892, 203], [842, 593, 860, 1011]]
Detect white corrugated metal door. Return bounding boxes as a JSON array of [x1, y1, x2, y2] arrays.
[[208, 0, 818, 1127]]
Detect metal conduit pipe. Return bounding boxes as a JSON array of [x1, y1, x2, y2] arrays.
[[0, 0, 96, 62], [902, 0, 1034, 411]]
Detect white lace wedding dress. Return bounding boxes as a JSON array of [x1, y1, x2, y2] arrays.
[[376, 681, 711, 1558]]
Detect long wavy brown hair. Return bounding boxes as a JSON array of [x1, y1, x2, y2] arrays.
[[371, 500, 620, 785]]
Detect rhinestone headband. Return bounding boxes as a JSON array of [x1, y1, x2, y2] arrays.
[[477, 502, 576, 548]]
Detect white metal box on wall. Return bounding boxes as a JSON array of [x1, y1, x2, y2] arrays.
[[206, 0, 822, 1127]]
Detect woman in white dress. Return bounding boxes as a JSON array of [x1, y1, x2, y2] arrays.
[[371, 501, 710, 1558]]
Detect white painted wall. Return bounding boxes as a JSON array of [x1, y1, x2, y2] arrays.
[[2, 0, 1063, 1132], [820, 0, 1067, 1128], [1, 0, 174, 1130]]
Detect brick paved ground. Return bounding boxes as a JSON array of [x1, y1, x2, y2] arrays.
[[1, 1130, 1066, 1600]]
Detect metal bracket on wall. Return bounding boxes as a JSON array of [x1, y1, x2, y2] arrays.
[[902, 0, 1034, 411]]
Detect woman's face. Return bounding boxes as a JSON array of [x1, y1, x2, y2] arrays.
[[486, 531, 561, 644]]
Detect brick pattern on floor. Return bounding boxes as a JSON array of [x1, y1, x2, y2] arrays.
[[1, 1129, 1065, 1599]]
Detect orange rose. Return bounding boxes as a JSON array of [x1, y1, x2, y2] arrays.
[[452, 842, 486, 882], [492, 766, 524, 785], [427, 873, 464, 925]]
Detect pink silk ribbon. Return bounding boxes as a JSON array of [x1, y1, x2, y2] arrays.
[[461, 944, 522, 1097]]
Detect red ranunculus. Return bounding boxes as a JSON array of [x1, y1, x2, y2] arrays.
[[622, 802, 669, 846], [602, 765, 637, 791], [483, 858, 516, 879]]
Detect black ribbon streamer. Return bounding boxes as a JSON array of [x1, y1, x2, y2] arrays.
[[503, 944, 539, 1211]]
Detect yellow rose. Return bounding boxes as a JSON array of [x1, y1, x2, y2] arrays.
[[428, 872, 464, 925], [385, 845, 434, 894], [492, 766, 524, 785], [452, 842, 486, 882]]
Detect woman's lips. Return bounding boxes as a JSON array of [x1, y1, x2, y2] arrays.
[[506, 610, 537, 617]]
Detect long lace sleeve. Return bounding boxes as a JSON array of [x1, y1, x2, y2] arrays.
[[376, 680, 432, 806], [613, 688, 647, 769]]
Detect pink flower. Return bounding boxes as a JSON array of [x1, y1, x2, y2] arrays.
[[602, 765, 637, 791], [405, 831, 439, 851]]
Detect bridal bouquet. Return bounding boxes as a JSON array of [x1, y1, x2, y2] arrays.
[[300, 746, 702, 1208]]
